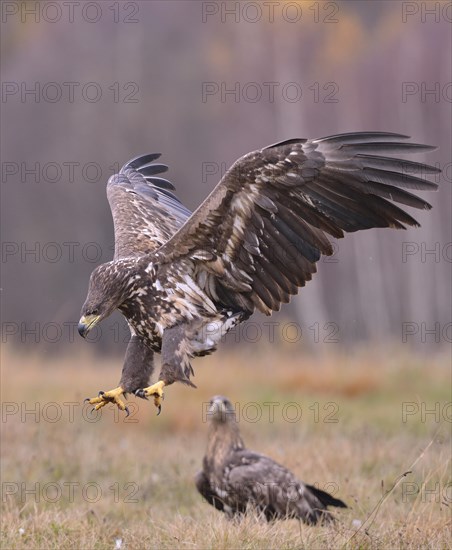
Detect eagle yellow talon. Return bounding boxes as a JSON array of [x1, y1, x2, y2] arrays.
[[135, 381, 166, 415], [85, 386, 128, 415]]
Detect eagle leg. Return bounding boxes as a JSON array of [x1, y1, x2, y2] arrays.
[[135, 380, 165, 415], [134, 324, 197, 414], [85, 334, 154, 416], [84, 386, 129, 416], [119, 334, 155, 392]]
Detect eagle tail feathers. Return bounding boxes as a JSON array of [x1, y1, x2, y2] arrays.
[[305, 483, 348, 509]]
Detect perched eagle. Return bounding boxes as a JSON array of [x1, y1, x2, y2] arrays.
[[78, 132, 439, 414], [196, 395, 347, 523]]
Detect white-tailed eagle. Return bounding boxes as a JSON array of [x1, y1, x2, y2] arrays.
[[196, 395, 347, 523], [78, 132, 439, 414]]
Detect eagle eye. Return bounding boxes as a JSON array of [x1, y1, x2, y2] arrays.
[[87, 308, 99, 316]]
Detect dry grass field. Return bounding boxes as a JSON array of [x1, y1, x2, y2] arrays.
[[1, 344, 451, 549]]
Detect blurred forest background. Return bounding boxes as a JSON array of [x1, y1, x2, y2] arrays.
[[1, 0, 451, 354]]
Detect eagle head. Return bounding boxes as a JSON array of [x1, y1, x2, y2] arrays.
[[208, 395, 237, 424], [78, 262, 130, 338]]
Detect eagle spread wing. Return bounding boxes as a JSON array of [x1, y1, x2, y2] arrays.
[[196, 396, 347, 523], [107, 154, 191, 259], [155, 132, 438, 315]]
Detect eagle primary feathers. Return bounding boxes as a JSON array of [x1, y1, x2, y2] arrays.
[[196, 396, 347, 523], [79, 132, 439, 414]]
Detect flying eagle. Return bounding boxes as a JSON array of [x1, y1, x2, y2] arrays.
[[78, 132, 439, 414], [196, 395, 347, 523]]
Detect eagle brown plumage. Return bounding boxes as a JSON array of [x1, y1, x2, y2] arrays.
[[196, 396, 347, 523], [78, 132, 439, 414]]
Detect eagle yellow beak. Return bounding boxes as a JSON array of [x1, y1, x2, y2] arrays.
[[78, 314, 100, 338]]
